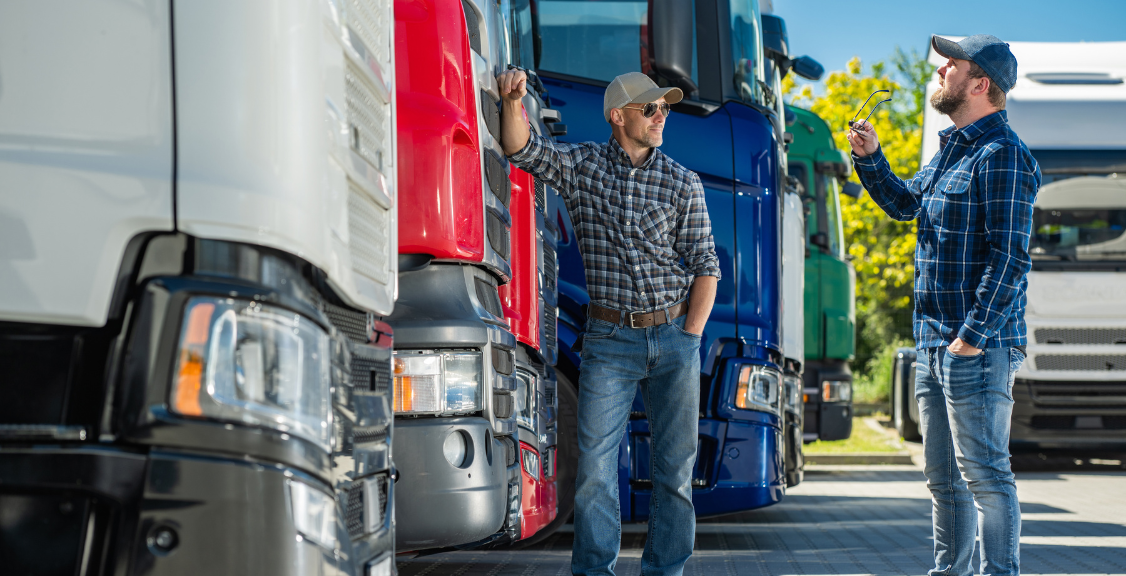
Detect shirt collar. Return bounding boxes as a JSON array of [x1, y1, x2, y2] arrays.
[[938, 110, 1008, 144], [608, 135, 658, 170]]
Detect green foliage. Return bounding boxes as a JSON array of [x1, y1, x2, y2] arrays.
[[852, 337, 911, 404], [785, 50, 936, 393]]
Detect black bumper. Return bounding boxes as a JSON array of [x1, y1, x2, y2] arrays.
[[1011, 378, 1126, 450]]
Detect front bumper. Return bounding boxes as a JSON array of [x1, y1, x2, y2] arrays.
[[1011, 378, 1126, 450], [802, 361, 853, 442], [0, 446, 391, 575], [392, 416, 508, 549]]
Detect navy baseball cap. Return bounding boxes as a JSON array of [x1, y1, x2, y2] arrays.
[[931, 34, 1018, 93]]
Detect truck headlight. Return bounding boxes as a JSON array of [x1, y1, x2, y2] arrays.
[[521, 446, 541, 480], [734, 365, 780, 415], [172, 298, 333, 452], [784, 375, 802, 414], [515, 370, 537, 431], [288, 480, 338, 551], [822, 380, 852, 403], [393, 350, 482, 415]]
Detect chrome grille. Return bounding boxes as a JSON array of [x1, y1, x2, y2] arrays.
[[534, 178, 546, 214], [1035, 328, 1126, 345], [1035, 355, 1126, 371], [351, 352, 390, 395], [346, 63, 389, 173], [346, 0, 391, 64], [543, 302, 558, 355], [348, 184, 392, 284], [324, 302, 370, 343], [345, 482, 365, 538]]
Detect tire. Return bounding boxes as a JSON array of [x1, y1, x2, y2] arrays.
[[893, 350, 922, 442], [517, 366, 579, 547]]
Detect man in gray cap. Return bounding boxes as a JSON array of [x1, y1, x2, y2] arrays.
[[496, 68, 720, 576], [847, 35, 1041, 576]]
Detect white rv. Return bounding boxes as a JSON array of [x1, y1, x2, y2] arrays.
[[892, 40, 1126, 450]]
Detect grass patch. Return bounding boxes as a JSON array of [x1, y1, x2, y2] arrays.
[[803, 417, 902, 454]]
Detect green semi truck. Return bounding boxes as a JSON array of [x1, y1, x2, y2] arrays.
[[786, 105, 859, 442]]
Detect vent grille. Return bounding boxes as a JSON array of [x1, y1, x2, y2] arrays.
[[461, 0, 481, 55], [351, 351, 390, 394], [494, 392, 515, 419], [346, 64, 389, 174], [345, 482, 365, 538], [486, 211, 510, 261], [534, 178, 546, 214], [325, 302, 370, 343], [1035, 355, 1126, 371], [542, 243, 557, 295], [492, 348, 514, 375], [353, 423, 389, 445], [1036, 328, 1126, 345], [543, 446, 556, 479], [346, 0, 391, 63], [482, 90, 501, 143], [543, 302, 558, 355], [474, 278, 504, 318], [485, 151, 511, 206], [348, 184, 393, 285]]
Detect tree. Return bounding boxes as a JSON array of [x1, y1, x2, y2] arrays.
[[784, 49, 935, 402]]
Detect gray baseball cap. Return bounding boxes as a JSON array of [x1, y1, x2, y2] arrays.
[[931, 34, 1018, 93], [603, 72, 683, 122]]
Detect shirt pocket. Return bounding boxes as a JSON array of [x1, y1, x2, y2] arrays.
[[637, 201, 676, 242]]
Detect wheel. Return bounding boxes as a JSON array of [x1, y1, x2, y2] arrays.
[[517, 366, 579, 547], [893, 351, 922, 442]]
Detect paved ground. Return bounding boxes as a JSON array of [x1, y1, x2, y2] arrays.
[[397, 459, 1126, 576]]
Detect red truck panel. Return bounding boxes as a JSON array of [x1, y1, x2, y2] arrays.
[[394, 0, 483, 261], [519, 441, 555, 539], [499, 166, 540, 349]]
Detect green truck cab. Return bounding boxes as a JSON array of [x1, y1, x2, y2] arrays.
[[786, 105, 858, 442]]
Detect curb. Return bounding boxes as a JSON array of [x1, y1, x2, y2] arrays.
[[803, 452, 916, 465]]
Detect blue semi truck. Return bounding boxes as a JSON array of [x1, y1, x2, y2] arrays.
[[524, 0, 823, 531]]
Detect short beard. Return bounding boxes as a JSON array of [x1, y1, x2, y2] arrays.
[[930, 79, 967, 116]]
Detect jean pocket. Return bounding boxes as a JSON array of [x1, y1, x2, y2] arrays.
[[584, 318, 618, 340], [672, 322, 702, 339], [949, 349, 984, 360]]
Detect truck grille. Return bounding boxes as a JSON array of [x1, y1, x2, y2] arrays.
[[352, 423, 389, 445], [345, 482, 366, 538], [350, 351, 391, 395], [348, 183, 393, 285], [482, 90, 501, 143], [346, 64, 389, 174], [543, 446, 557, 479], [1028, 381, 1126, 409], [346, 0, 391, 63], [485, 150, 511, 207], [542, 243, 557, 295], [1035, 328, 1126, 345], [534, 178, 546, 214], [543, 302, 558, 355], [487, 211, 510, 261], [324, 302, 370, 343], [1035, 355, 1126, 371]]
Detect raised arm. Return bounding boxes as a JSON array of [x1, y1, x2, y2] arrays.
[[498, 69, 530, 156], [496, 69, 583, 197]]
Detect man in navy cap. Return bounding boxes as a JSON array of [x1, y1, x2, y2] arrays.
[[847, 35, 1041, 576]]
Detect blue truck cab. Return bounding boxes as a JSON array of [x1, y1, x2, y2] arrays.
[[535, 0, 797, 521]]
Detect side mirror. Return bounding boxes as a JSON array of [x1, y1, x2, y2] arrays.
[[649, 0, 698, 97], [841, 181, 864, 199], [791, 56, 824, 81], [810, 232, 830, 250]]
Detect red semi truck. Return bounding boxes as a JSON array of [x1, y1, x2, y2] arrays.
[[390, 0, 561, 551]]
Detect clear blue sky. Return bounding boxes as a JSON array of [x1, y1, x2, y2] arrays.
[[772, 0, 1126, 90]]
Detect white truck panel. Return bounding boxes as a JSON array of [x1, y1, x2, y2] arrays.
[[0, 0, 174, 326], [173, 0, 397, 316], [782, 191, 805, 362], [1021, 271, 1126, 381]]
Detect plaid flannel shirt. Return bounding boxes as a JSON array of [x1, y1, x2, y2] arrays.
[[853, 110, 1042, 350], [509, 130, 721, 313]]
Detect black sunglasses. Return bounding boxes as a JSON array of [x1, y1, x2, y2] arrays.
[[849, 90, 891, 132], [622, 102, 671, 118]]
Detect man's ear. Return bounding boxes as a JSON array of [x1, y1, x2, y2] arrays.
[[610, 108, 625, 127], [971, 75, 991, 97]]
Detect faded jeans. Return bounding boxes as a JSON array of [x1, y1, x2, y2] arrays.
[[571, 313, 701, 576], [916, 346, 1026, 576]]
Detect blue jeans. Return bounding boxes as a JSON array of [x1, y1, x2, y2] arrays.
[[916, 347, 1025, 576], [572, 313, 701, 576]]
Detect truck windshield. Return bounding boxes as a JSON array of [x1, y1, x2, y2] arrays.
[[536, 0, 696, 87], [1031, 208, 1126, 261], [729, 0, 765, 106], [502, 0, 536, 69]]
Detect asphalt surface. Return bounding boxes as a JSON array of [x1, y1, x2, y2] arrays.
[[397, 457, 1126, 576]]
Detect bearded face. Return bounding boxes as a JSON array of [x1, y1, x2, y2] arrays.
[[930, 73, 969, 116]]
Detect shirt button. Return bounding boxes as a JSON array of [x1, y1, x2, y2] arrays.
[[635, 266, 640, 270], [640, 292, 645, 297]]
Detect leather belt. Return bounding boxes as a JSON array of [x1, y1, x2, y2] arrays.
[[588, 301, 689, 329]]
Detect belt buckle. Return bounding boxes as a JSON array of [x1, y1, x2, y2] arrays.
[[629, 312, 640, 329]]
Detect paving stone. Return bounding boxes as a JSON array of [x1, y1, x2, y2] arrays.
[[398, 464, 1126, 575]]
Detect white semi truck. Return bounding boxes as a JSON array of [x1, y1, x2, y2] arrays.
[[893, 40, 1126, 451], [0, 1, 398, 573]]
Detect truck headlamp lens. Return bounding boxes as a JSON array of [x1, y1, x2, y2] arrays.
[[393, 351, 482, 415], [288, 480, 338, 551], [521, 446, 541, 480], [784, 375, 803, 413], [734, 365, 780, 415], [515, 370, 537, 431], [172, 298, 333, 452], [822, 380, 852, 403]]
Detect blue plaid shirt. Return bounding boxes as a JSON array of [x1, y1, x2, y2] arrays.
[[509, 130, 720, 313], [853, 111, 1042, 350]]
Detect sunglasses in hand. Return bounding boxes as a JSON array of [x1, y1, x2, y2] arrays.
[[621, 102, 672, 118], [849, 89, 891, 133]]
